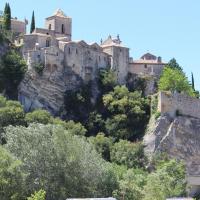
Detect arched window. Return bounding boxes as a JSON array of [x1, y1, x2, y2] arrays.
[[61, 24, 65, 34]]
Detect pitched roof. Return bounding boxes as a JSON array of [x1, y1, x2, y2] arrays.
[[141, 53, 157, 60]]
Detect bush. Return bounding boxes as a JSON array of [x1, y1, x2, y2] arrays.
[[143, 159, 186, 200], [0, 146, 26, 200], [27, 190, 46, 200], [33, 62, 44, 74], [25, 109, 52, 125], [89, 133, 113, 161], [110, 140, 147, 169]]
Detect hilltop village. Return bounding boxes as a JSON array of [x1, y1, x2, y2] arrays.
[[1, 6, 200, 200], [16, 9, 166, 114]]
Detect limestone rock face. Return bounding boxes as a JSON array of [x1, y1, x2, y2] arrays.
[[144, 115, 200, 171], [18, 66, 82, 115]]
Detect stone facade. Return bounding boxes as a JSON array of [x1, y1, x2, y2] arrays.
[[158, 91, 200, 119], [129, 53, 166, 77], [101, 35, 129, 84]]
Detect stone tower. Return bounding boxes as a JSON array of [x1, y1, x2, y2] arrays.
[[101, 35, 129, 84], [45, 9, 72, 40]]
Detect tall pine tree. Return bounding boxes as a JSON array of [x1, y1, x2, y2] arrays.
[[30, 11, 35, 33], [191, 72, 195, 90], [3, 2, 11, 30]]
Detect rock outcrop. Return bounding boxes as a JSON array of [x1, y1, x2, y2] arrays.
[[144, 114, 200, 195], [18, 66, 82, 116]]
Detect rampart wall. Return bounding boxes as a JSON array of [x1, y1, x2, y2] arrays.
[[158, 91, 200, 119]]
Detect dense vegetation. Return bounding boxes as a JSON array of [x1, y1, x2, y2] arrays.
[[0, 69, 187, 199]]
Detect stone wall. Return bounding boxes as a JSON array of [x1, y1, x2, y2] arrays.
[[64, 41, 109, 82], [158, 91, 200, 119], [129, 63, 165, 77]]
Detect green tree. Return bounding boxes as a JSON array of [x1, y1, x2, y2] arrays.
[[5, 124, 117, 199], [0, 50, 27, 99], [62, 120, 86, 136], [30, 11, 35, 33], [0, 146, 26, 200], [103, 86, 149, 140], [0, 97, 25, 137], [143, 159, 186, 200], [3, 3, 11, 30], [89, 133, 113, 161], [110, 140, 147, 169], [168, 58, 182, 71], [99, 69, 117, 93], [25, 109, 52, 125], [158, 67, 195, 97], [27, 190, 46, 200], [113, 168, 147, 200], [86, 111, 105, 136]]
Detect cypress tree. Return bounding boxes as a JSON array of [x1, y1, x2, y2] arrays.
[[3, 2, 11, 30], [191, 72, 195, 90], [30, 11, 35, 33], [7, 3, 11, 29]]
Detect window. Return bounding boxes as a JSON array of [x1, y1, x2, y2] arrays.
[[46, 39, 51, 47], [48, 24, 51, 30], [144, 64, 147, 68], [68, 48, 71, 54], [76, 49, 78, 54], [61, 24, 65, 34]]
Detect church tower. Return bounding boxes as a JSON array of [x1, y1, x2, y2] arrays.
[[101, 35, 129, 84], [45, 9, 72, 40]]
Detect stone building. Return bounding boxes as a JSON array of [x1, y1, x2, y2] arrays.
[[101, 35, 129, 84], [129, 52, 166, 77], [19, 9, 167, 114]]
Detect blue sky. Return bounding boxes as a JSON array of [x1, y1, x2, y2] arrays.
[[1, 0, 200, 89]]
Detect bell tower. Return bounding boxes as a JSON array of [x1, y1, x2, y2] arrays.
[[45, 9, 72, 40]]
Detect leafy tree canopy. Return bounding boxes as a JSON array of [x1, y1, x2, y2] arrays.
[[27, 190, 46, 200], [167, 58, 183, 71], [4, 124, 117, 199], [103, 86, 149, 140], [0, 146, 26, 200], [0, 50, 27, 99], [158, 67, 195, 97]]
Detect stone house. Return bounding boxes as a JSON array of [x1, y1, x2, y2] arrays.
[[129, 52, 166, 77]]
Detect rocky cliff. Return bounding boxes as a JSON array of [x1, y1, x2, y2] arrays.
[[144, 114, 200, 195], [18, 66, 83, 116]]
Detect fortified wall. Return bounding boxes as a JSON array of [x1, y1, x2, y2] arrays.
[[158, 91, 200, 119]]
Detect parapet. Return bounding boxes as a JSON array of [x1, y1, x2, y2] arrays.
[[158, 91, 200, 119]]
